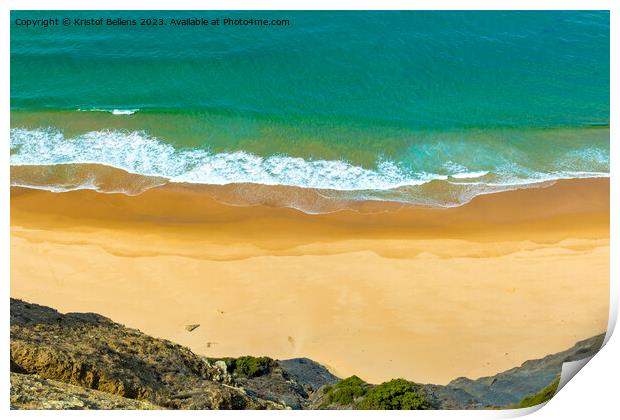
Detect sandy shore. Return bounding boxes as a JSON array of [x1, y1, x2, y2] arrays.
[[10, 178, 609, 384]]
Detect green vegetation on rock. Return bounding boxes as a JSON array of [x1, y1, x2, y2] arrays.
[[323, 375, 367, 406], [232, 356, 275, 378], [356, 379, 431, 410], [210, 356, 276, 378], [514, 377, 560, 408], [320, 376, 431, 410]]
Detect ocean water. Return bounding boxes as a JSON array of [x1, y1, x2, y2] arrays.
[[10, 11, 610, 209]]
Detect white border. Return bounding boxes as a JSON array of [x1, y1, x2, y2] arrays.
[[3, 2, 617, 419]]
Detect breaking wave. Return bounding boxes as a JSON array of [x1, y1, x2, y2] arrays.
[[10, 127, 609, 206]]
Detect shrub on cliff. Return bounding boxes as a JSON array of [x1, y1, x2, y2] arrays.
[[228, 356, 275, 378], [356, 379, 430, 410], [515, 377, 560, 408], [323, 375, 367, 405]]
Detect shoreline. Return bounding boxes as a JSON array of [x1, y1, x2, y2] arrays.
[[10, 175, 610, 240], [10, 161, 611, 212], [10, 177, 610, 384]]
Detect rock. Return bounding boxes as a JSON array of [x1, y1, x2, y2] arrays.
[[185, 324, 200, 332], [10, 299, 283, 409], [235, 361, 309, 409], [11, 372, 161, 409], [278, 358, 339, 392], [444, 334, 605, 407], [309, 333, 605, 410], [203, 356, 313, 409], [9, 298, 605, 410], [207, 360, 233, 384], [214, 360, 228, 371]]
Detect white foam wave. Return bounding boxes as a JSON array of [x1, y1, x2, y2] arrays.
[[450, 171, 489, 179], [555, 147, 609, 172], [77, 108, 138, 115], [10, 180, 122, 195], [112, 109, 138, 115], [10, 128, 445, 191], [10, 128, 609, 194]]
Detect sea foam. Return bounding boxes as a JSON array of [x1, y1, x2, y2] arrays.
[[10, 128, 445, 191], [77, 108, 138, 115], [10, 128, 609, 196], [450, 171, 489, 179]]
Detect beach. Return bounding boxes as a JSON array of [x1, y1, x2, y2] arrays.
[[9, 10, 611, 411], [10, 177, 609, 385]]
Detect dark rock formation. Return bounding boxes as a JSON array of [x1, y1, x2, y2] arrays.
[[10, 372, 161, 410], [10, 299, 282, 409], [203, 356, 338, 409], [9, 298, 605, 410], [445, 334, 604, 407], [311, 333, 604, 409], [279, 358, 340, 391]]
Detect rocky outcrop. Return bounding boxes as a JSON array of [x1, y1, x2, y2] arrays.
[[445, 334, 604, 407], [310, 333, 605, 409], [10, 299, 282, 409], [10, 372, 161, 410], [204, 356, 339, 409], [9, 298, 605, 410], [279, 358, 340, 391]]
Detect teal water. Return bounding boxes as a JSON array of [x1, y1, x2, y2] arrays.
[[10, 11, 610, 206]]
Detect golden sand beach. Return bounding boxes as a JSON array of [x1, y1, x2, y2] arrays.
[[10, 177, 609, 384]]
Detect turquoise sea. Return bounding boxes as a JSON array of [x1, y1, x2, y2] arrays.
[[10, 11, 610, 209]]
